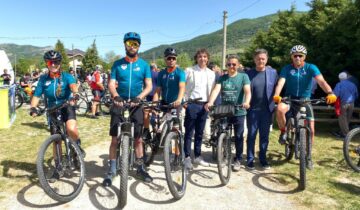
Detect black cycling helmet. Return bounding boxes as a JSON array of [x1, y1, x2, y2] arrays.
[[44, 50, 62, 61], [164, 47, 177, 57], [123, 32, 141, 44]]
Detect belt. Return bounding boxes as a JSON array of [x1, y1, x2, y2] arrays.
[[193, 101, 207, 105]]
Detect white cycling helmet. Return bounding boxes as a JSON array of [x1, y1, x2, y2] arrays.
[[290, 45, 307, 55], [95, 64, 103, 70]]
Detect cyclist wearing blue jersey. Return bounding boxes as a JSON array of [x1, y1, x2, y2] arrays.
[[153, 48, 186, 106], [30, 50, 84, 181], [273, 45, 337, 169], [103, 32, 153, 186]]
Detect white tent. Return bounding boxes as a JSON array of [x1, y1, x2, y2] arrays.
[[0, 50, 14, 85]]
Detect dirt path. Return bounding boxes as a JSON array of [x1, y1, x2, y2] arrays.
[[3, 141, 304, 210]]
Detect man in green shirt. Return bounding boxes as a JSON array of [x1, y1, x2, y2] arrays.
[[205, 54, 251, 171]]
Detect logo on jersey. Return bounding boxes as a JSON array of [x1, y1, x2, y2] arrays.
[[134, 66, 140, 71], [45, 81, 51, 86], [300, 68, 307, 75], [290, 69, 296, 75], [121, 64, 127, 70]]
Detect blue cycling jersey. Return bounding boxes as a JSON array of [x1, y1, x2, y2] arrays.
[[280, 62, 321, 98], [34, 72, 76, 108], [157, 67, 186, 103], [110, 57, 151, 100]]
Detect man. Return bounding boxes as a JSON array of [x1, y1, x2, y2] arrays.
[[273, 45, 337, 169], [153, 48, 185, 106], [205, 54, 251, 172], [183, 49, 216, 169], [103, 32, 153, 187], [246, 49, 278, 170], [333, 72, 358, 137], [1, 69, 11, 85], [90, 64, 105, 119], [143, 63, 160, 140]]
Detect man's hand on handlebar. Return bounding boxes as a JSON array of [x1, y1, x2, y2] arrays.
[[113, 96, 124, 107], [29, 107, 38, 117], [204, 102, 213, 112]]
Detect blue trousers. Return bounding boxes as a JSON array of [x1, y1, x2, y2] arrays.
[[246, 109, 272, 164], [184, 104, 208, 158], [228, 115, 245, 161]]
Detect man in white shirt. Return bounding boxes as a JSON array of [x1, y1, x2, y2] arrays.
[[184, 49, 216, 169]]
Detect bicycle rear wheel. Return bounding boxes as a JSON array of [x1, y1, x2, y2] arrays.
[[36, 134, 85, 202], [343, 128, 360, 172], [163, 131, 186, 200], [217, 133, 231, 185], [299, 128, 307, 190], [285, 118, 295, 161], [119, 134, 130, 209]]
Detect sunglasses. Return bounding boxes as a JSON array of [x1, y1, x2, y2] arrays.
[[226, 63, 237, 67], [166, 57, 176, 61], [125, 40, 140, 48], [47, 60, 61, 66], [292, 54, 304, 58]]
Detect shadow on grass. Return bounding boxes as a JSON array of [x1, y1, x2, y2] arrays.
[[0, 160, 37, 183], [329, 181, 360, 195], [252, 172, 302, 194], [21, 122, 48, 130]]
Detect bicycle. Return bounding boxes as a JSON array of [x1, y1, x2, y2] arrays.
[[143, 99, 201, 199], [282, 97, 325, 190], [36, 102, 86, 202], [76, 82, 111, 116], [208, 104, 242, 185], [343, 127, 360, 172]]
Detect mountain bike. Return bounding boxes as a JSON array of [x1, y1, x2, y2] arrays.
[[343, 127, 360, 172], [76, 82, 111, 116], [36, 102, 86, 202], [282, 97, 325, 190], [143, 99, 201, 199], [208, 104, 242, 185]]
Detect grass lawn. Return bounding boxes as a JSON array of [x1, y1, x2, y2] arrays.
[[0, 108, 359, 209]]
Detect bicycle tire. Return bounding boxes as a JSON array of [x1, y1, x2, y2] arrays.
[[285, 118, 295, 161], [75, 98, 90, 115], [343, 127, 360, 172], [36, 134, 86, 202], [299, 128, 307, 190], [217, 133, 231, 185], [119, 134, 130, 209], [15, 93, 24, 109], [163, 131, 186, 200], [99, 95, 111, 115], [212, 145, 217, 161]]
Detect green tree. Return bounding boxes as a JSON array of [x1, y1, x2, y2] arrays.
[[103, 50, 121, 72], [82, 40, 100, 73], [176, 53, 193, 69], [55, 40, 70, 71], [14, 58, 31, 76]]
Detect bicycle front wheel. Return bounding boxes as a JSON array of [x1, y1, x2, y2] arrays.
[[36, 134, 86, 202], [285, 118, 295, 161], [299, 128, 307, 190], [119, 134, 130, 209], [217, 133, 232, 185], [343, 128, 360, 172], [163, 131, 186, 200]]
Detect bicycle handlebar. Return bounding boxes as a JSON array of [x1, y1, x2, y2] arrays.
[[281, 97, 326, 105]]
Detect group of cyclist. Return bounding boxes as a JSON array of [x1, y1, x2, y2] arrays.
[[29, 31, 338, 186]]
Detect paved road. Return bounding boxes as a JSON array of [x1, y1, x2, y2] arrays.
[[3, 141, 303, 210]]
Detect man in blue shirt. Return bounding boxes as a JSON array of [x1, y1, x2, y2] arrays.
[[273, 45, 336, 169], [103, 32, 153, 186], [246, 49, 278, 170], [153, 48, 186, 106], [334, 72, 358, 137]]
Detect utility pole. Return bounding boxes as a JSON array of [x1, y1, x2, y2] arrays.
[[72, 44, 77, 78], [222, 11, 228, 70]]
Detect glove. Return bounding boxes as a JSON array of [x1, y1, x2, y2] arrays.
[[113, 96, 123, 103], [131, 97, 141, 104], [72, 93, 80, 101], [273, 95, 282, 104], [29, 107, 38, 116], [326, 93, 337, 104]]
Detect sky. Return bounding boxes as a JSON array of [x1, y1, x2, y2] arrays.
[[0, 0, 311, 58]]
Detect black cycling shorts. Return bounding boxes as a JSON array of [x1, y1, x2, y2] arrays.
[[285, 101, 314, 121], [92, 90, 105, 102], [50, 105, 77, 135], [109, 105, 144, 138]]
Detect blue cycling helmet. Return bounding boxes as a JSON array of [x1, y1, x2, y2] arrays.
[[123, 32, 141, 45]]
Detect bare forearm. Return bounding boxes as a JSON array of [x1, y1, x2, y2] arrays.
[[30, 96, 40, 107], [109, 81, 118, 97]]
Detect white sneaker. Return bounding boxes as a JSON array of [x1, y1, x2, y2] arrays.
[[193, 156, 210, 167], [184, 157, 193, 170]]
